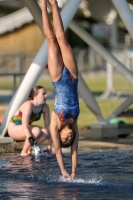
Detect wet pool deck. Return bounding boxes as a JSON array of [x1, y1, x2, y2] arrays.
[[12, 130, 133, 154], [78, 131, 133, 152]]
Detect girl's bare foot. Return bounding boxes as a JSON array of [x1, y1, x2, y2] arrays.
[[41, 0, 47, 7], [20, 152, 29, 156], [20, 149, 32, 156], [27, 147, 32, 154], [48, 0, 57, 6]]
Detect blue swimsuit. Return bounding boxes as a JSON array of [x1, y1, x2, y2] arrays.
[[52, 66, 80, 124]]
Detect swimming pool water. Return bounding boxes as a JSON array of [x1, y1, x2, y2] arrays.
[[0, 150, 133, 199]]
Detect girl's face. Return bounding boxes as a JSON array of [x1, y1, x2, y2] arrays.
[[59, 128, 74, 147], [35, 88, 47, 105]]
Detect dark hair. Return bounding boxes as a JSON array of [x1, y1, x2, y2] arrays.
[[28, 85, 45, 100], [60, 131, 76, 148]]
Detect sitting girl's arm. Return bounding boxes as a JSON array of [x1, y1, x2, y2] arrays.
[[22, 101, 33, 138]]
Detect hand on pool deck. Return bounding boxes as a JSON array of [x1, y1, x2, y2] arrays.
[[63, 171, 71, 179], [62, 173, 75, 180], [71, 172, 76, 180], [45, 144, 52, 154], [62, 171, 76, 180]]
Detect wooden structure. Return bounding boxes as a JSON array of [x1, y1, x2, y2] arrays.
[[0, 22, 44, 54]]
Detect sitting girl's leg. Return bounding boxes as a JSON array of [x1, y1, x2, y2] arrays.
[[30, 126, 48, 144], [21, 126, 50, 156], [21, 138, 31, 156], [8, 123, 33, 156], [49, 0, 78, 79], [41, 0, 63, 82]]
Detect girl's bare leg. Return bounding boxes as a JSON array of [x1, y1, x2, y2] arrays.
[[8, 123, 29, 156], [49, 0, 78, 78], [8, 123, 49, 156], [30, 126, 48, 145], [41, 0, 63, 82], [21, 126, 49, 155], [27, 147, 32, 155], [21, 138, 31, 156]]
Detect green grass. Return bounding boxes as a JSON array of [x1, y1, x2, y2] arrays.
[[0, 74, 115, 93], [1, 98, 133, 130], [36, 74, 133, 95], [36, 75, 107, 95], [31, 99, 133, 130], [113, 75, 133, 92], [83, 75, 106, 94], [1, 75, 133, 129], [1, 74, 133, 94]]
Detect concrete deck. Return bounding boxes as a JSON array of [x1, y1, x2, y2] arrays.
[[0, 137, 14, 153], [12, 130, 133, 154], [78, 131, 133, 152]]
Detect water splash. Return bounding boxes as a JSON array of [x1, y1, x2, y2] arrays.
[[33, 145, 41, 156], [33, 145, 53, 158], [58, 176, 102, 184]]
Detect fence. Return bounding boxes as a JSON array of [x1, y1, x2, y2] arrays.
[[0, 49, 90, 105], [0, 47, 133, 104]]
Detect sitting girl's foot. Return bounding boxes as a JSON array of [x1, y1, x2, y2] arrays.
[[20, 152, 29, 156], [20, 150, 32, 156], [27, 147, 32, 154]]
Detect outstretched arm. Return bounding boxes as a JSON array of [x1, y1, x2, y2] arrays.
[[50, 112, 71, 178], [71, 120, 79, 179]]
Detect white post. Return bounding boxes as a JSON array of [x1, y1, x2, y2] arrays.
[[112, 0, 133, 40], [110, 17, 118, 48], [106, 62, 114, 92]]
